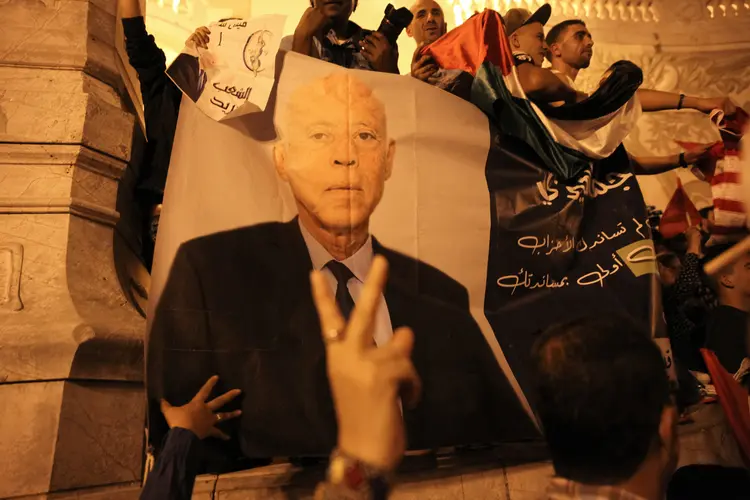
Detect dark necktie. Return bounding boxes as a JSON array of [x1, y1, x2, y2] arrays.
[[325, 260, 356, 320]]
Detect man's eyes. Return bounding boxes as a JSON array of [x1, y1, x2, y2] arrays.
[[307, 131, 377, 142], [310, 132, 329, 141]]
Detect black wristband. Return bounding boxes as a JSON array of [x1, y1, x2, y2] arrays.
[[679, 152, 688, 168], [677, 93, 685, 110]]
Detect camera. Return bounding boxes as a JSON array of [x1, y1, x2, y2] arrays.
[[354, 4, 414, 49]]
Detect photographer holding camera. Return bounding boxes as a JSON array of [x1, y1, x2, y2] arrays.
[[286, 0, 406, 74]]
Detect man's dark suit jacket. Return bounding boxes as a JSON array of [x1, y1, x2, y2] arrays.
[[148, 219, 539, 471], [166, 53, 206, 103]]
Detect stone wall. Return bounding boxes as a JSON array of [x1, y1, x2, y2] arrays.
[[0, 0, 146, 497]]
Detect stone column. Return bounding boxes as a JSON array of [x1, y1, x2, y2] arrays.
[[0, 0, 146, 497]]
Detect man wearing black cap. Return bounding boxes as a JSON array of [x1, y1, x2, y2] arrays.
[[503, 5, 587, 105]]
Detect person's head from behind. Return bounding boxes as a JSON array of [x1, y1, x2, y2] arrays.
[[310, 0, 357, 23], [532, 317, 678, 495], [699, 206, 714, 234], [545, 20, 593, 69], [274, 73, 396, 236], [407, 0, 447, 45], [505, 4, 552, 67], [657, 251, 682, 287], [705, 242, 750, 310]]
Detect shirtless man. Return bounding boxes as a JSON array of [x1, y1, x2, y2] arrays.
[[544, 18, 736, 174]]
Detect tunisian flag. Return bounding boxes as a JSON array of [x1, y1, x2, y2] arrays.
[[660, 179, 702, 239]]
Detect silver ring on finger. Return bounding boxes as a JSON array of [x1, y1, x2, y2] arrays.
[[215, 413, 223, 423], [323, 327, 344, 344]]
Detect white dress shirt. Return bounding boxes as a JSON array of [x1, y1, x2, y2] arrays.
[[299, 221, 394, 347]]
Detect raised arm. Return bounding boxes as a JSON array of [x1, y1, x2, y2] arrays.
[[630, 145, 712, 176], [292, 7, 330, 57], [118, 0, 142, 19], [637, 89, 736, 115]]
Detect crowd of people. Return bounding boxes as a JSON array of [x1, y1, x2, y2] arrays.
[[116, 0, 750, 498], [655, 206, 750, 401]]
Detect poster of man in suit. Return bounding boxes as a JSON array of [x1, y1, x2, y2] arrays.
[[148, 56, 539, 471]]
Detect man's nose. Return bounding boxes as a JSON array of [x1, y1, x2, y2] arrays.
[[332, 139, 357, 167], [334, 158, 356, 167]]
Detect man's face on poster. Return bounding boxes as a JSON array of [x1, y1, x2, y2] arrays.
[[274, 74, 396, 233]]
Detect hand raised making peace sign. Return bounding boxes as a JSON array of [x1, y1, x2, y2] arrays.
[[310, 255, 422, 471]]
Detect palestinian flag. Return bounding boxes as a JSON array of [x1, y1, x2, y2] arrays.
[[424, 9, 642, 180], [423, 10, 672, 401]]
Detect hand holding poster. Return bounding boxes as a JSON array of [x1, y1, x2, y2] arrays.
[[167, 15, 286, 121]]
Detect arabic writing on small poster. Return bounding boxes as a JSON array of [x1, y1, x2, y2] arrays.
[[167, 15, 286, 121]]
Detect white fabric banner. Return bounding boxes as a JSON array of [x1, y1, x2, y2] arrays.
[[149, 52, 539, 459]]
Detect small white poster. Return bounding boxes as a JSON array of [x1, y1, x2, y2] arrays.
[[167, 15, 286, 121]]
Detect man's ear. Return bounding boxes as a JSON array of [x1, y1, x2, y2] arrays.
[[549, 42, 562, 58], [406, 24, 414, 38], [510, 33, 521, 50], [273, 143, 290, 181], [384, 140, 396, 180]]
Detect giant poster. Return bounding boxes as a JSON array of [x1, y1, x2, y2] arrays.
[[148, 51, 542, 469]]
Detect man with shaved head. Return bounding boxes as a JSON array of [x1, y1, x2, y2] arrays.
[[407, 0, 448, 82], [149, 72, 539, 470], [407, 0, 446, 46]]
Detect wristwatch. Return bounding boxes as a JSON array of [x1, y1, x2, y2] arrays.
[[679, 152, 688, 168], [323, 449, 392, 499]]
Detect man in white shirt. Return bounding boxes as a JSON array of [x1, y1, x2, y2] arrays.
[[148, 71, 539, 469]]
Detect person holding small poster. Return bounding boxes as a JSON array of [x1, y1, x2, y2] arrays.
[[119, 0, 211, 269]]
